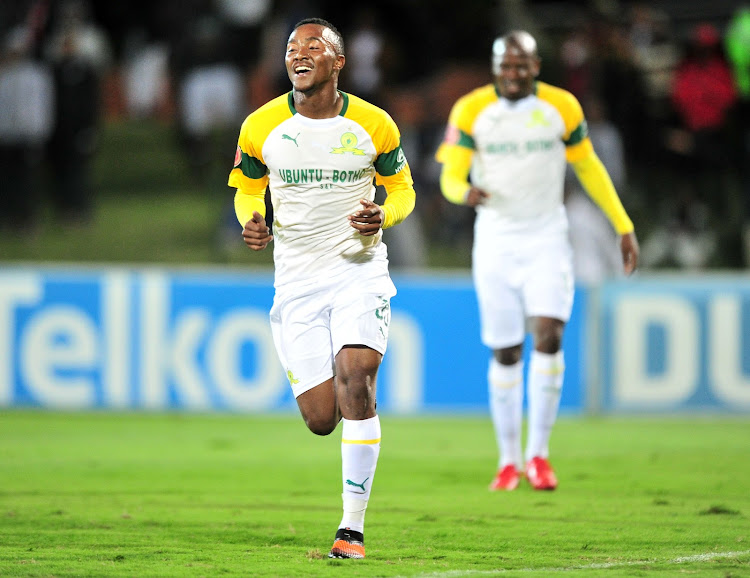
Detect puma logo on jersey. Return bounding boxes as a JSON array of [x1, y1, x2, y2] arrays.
[[282, 133, 300, 147]]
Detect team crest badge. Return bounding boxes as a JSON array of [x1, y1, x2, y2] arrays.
[[526, 109, 550, 128], [331, 132, 366, 155]]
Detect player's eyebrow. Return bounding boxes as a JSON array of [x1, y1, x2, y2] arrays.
[[288, 35, 326, 45]]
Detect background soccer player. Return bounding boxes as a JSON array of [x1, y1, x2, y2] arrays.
[[228, 18, 415, 557], [436, 30, 639, 491]]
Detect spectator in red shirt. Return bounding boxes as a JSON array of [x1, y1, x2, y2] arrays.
[[671, 23, 737, 132], [663, 22, 741, 267]]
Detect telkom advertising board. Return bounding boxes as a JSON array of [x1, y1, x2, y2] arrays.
[[0, 266, 748, 413], [0, 266, 584, 413]]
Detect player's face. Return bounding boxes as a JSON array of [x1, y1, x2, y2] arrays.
[[492, 47, 539, 101], [285, 24, 344, 93]]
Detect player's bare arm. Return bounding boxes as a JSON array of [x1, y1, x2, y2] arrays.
[[242, 211, 273, 251], [465, 187, 490, 207], [349, 199, 384, 236], [620, 232, 640, 275]]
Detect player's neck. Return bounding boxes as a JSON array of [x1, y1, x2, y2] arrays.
[[292, 86, 343, 119]]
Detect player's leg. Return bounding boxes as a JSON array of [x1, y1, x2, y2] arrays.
[[327, 345, 381, 559], [327, 277, 393, 559], [525, 316, 565, 489], [473, 245, 526, 490], [270, 287, 340, 434], [522, 237, 574, 490], [488, 344, 524, 490]]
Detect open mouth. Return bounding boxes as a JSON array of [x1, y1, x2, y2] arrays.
[[503, 82, 525, 96], [294, 65, 312, 76]]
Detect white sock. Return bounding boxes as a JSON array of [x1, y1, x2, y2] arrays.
[[339, 415, 381, 533], [488, 358, 524, 470], [525, 350, 564, 462]]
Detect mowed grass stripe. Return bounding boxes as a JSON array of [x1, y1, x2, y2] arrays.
[[0, 411, 748, 577]]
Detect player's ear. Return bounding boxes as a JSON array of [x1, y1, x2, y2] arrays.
[[334, 54, 345, 71], [532, 56, 541, 77]]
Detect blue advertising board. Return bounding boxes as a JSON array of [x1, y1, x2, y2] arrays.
[[388, 274, 586, 413], [0, 266, 587, 413], [597, 275, 750, 412]]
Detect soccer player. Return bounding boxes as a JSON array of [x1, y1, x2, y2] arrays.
[[228, 18, 415, 557], [436, 31, 638, 491]]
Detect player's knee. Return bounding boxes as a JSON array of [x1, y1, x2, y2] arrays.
[[303, 414, 338, 436], [335, 372, 377, 418], [535, 329, 563, 353], [533, 318, 564, 353], [338, 365, 376, 388], [495, 345, 522, 365]]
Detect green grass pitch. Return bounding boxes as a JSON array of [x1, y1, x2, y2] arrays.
[[0, 411, 748, 577]]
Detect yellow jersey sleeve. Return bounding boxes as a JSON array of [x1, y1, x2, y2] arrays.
[[346, 94, 416, 228], [435, 84, 497, 204], [376, 166, 415, 228], [536, 82, 591, 162], [537, 82, 634, 235], [571, 151, 634, 234], [233, 188, 267, 227], [229, 95, 291, 225]]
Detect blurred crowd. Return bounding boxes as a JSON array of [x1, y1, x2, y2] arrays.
[[1, 0, 749, 276], [0, 0, 110, 233]]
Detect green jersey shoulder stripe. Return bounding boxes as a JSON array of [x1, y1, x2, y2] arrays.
[[239, 151, 268, 179]]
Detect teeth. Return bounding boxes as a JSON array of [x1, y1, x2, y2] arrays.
[[296, 67, 311, 73]]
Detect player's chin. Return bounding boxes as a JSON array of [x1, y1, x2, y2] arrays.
[[502, 84, 528, 100], [290, 76, 314, 92]]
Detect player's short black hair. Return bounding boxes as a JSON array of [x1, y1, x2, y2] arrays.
[[293, 18, 345, 56]]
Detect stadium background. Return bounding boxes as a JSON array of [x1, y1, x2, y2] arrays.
[[1, 0, 748, 416]]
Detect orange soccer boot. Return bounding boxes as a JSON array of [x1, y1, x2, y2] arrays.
[[328, 528, 365, 559]]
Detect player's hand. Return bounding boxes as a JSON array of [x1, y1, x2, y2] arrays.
[[242, 211, 273, 251], [465, 187, 490, 207], [349, 199, 385, 236], [620, 231, 639, 275]]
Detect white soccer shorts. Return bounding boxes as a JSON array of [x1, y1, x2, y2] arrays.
[[270, 264, 396, 398], [472, 233, 574, 349]]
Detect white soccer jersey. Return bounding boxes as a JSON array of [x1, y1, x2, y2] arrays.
[[229, 91, 413, 289], [437, 81, 590, 239]]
